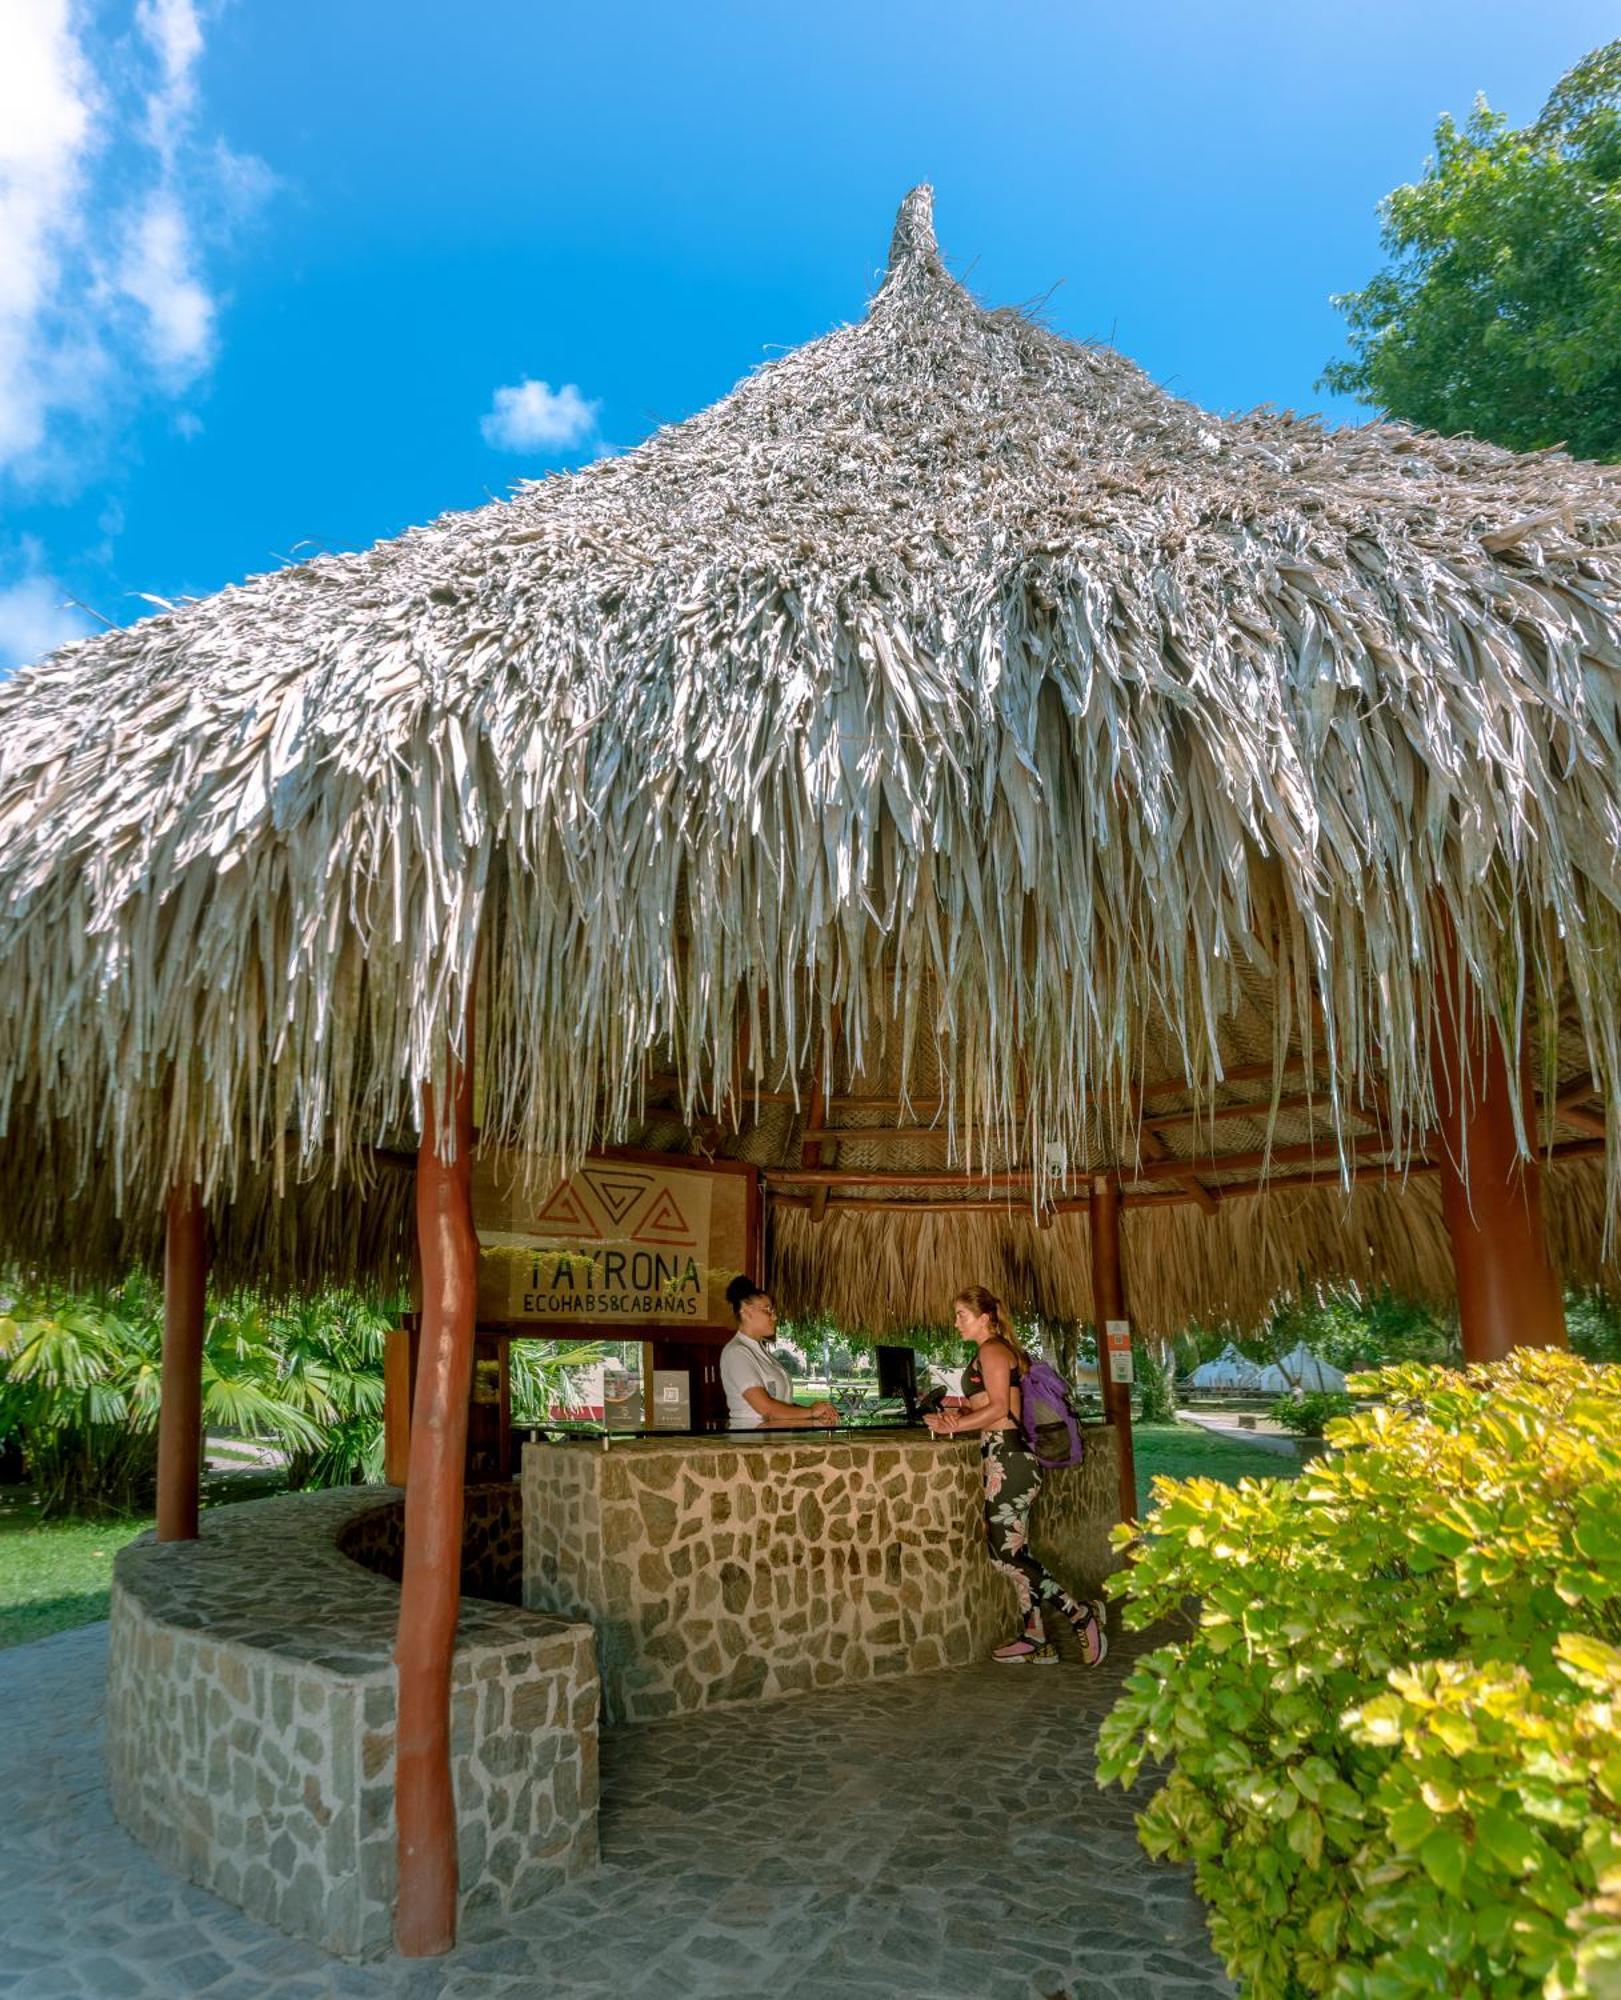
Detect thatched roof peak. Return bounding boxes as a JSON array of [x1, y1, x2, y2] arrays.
[[884, 183, 947, 283], [2, 189, 1621, 1315]]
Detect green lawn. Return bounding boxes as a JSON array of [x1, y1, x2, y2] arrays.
[[0, 1466, 290, 1651], [1132, 1419, 1303, 1514], [0, 1491, 153, 1649]]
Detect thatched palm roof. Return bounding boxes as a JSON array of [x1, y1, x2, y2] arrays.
[[3, 186, 1620, 1329]]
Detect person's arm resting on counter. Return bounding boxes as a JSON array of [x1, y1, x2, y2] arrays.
[[924, 1340, 1010, 1436], [742, 1383, 840, 1428]]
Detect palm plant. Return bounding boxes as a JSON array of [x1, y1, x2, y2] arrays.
[[509, 1340, 608, 1424], [0, 1277, 165, 1517], [264, 1290, 394, 1488], [0, 1273, 385, 1516]]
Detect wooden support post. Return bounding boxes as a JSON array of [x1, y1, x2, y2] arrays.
[[801, 1006, 841, 1223], [393, 1018, 478, 1958], [1089, 1173, 1139, 1526], [803, 1071, 830, 1224], [1434, 968, 1565, 1363], [155, 1182, 208, 1543]]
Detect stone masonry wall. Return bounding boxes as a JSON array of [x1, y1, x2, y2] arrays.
[[1030, 1424, 1124, 1606], [106, 1487, 598, 1959], [522, 1427, 1124, 1725], [336, 1483, 523, 1605]]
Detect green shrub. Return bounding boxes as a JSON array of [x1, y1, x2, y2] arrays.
[[1096, 1350, 1621, 1999], [1569, 1289, 1621, 1366], [1269, 1390, 1356, 1438]]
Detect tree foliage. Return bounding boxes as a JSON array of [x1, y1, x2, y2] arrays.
[[1322, 41, 1621, 460], [0, 1275, 394, 1516]]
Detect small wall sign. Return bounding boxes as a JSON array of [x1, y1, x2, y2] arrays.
[[1105, 1319, 1134, 1385]]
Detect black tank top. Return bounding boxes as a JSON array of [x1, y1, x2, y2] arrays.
[[962, 1340, 1023, 1399]]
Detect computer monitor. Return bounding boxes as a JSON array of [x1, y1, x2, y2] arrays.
[[876, 1344, 918, 1411]]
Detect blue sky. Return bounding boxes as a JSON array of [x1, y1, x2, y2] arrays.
[[1, 0, 1614, 669]]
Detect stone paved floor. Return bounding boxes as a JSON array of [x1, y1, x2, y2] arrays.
[[0, 1621, 1231, 2000]]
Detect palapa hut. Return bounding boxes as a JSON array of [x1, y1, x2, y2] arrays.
[[3, 186, 1621, 1952]]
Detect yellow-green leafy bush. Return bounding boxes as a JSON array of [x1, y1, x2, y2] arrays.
[[1096, 1350, 1621, 1999]]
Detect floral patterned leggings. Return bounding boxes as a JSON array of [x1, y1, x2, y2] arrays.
[[981, 1430, 1083, 1630]]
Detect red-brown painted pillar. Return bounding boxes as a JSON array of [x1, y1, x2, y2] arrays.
[[1090, 1173, 1139, 1525], [1434, 970, 1566, 1361], [155, 1182, 208, 1542], [393, 1014, 478, 1957]]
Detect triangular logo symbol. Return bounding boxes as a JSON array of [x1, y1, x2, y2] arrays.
[[532, 1181, 596, 1237], [631, 1186, 698, 1246], [584, 1169, 652, 1229]]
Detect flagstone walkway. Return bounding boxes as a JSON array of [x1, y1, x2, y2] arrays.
[[0, 1619, 1230, 2000]]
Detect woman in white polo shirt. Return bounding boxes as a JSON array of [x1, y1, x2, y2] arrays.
[[719, 1277, 839, 1429]]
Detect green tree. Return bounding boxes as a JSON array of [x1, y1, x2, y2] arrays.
[[1321, 41, 1621, 460]]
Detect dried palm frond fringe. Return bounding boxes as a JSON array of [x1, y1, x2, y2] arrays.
[[1, 187, 1620, 1320], [770, 1160, 1620, 1339]]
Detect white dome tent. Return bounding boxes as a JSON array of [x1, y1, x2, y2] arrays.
[[1187, 1343, 1266, 1391], [1255, 1343, 1349, 1394]]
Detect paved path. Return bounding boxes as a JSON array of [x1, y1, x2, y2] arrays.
[[1173, 1409, 1315, 1459], [0, 1621, 1230, 2000]]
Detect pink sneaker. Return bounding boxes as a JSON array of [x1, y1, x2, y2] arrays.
[[991, 1635, 1058, 1666], [1066, 1598, 1108, 1666]]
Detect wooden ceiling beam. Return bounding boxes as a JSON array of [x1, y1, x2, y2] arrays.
[[1142, 1088, 1338, 1131], [811, 1086, 1345, 1146], [1131, 1135, 1608, 1207], [1552, 1085, 1607, 1140], [1130, 1083, 1221, 1215], [766, 1167, 1039, 1190]]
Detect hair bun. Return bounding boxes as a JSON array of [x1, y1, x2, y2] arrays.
[[725, 1274, 764, 1313]]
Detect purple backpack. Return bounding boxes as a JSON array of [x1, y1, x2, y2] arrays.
[[1019, 1358, 1087, 1468]]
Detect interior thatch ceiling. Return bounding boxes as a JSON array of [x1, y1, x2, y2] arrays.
[[2, 186, 1620, 1320]]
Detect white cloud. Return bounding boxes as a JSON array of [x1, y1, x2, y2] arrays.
[[481, 379, 600, 454], [0, 0, 98, 466], [119, 0, 214, 381], [136, 0, 204, 155], [0, 543, 90, 672], [120, 193, 215, 375], [0, 0, 271, 483]]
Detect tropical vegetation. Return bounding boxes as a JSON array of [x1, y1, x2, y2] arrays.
[[1323, 40, 1621, 460], [1097, 1350, 1621, 1999]]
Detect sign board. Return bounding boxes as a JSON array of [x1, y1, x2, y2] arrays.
[[602, 1364, 641, 1431], [472, 1151, 755, 1334], [1105, 1319, 1134, 1386], [650, 1369, 691, 1431]]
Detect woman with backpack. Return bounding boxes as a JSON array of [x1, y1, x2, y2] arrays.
[[924, 1285, 1108, 1668]]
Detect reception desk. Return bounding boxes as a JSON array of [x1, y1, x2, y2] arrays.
[[522, 1426, 1122, 1723]]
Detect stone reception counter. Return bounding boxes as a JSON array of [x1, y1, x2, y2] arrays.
[[522, 1425, 1122, 1723]]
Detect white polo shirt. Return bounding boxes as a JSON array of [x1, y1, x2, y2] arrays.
[[719, 1331, 794, 1429]]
